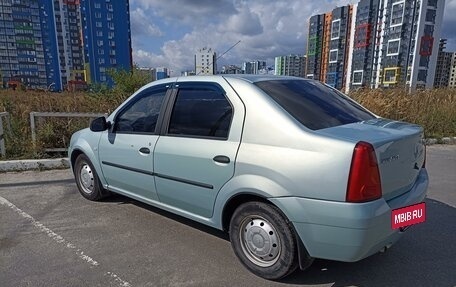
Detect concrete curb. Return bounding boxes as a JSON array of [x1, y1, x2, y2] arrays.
[[425, 137, 456, 145], [0, 158, 70, 172]]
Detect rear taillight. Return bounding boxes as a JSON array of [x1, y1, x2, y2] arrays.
[[346, 141, 382, 203]]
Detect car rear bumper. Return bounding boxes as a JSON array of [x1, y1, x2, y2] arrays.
[[269, 168, 428, 262]]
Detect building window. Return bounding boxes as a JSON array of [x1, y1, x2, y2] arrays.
[[98, 49, 104, 55], [383, 67, 400, 84], [352, 70, 363, 85], [96, 21, 102, 28], [390, 1, 405, 27], [355, 23, 371, 48], [417, 70, 427, 82], [419, 55, 430, 68], [427, 0, 438, 8], [307, 36, 318, 56], [425, 9, 436, 24], [326, 72, 338, 87], [99, 58, 105, 64], [95, 12, 101, 18], [424, 24, 434, 36], [329, 49, 338, 63], [97, 40, 103, 46], [96, 31, 103, 37], [94, 3, 101, 8], [110, 58, 116, 65], [420, 36, 434, 56], [331, 19, 340, 40], [387, 39, 400, 56]]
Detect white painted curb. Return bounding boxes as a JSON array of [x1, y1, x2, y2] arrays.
[[0, 158, 70, 172]]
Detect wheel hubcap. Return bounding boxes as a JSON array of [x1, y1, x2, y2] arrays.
[[240, 216, 281, 267], [79, 164, 94, 194]]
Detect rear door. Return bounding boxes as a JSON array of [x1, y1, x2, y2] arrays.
[[153, 80, 245, 218], [98, 84, 170, 201]]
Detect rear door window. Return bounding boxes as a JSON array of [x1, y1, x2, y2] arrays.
[[167, 83, 233, 139], [255, 80, 375, 130]]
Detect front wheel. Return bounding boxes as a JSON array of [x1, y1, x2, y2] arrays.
[[229, 201, 303, 280], [74, 154, 109, 201]]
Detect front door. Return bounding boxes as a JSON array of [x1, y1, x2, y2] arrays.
[[98, 84, 169, 201]]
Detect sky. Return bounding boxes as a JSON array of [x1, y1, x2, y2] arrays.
[[130, 0, 456, 76]]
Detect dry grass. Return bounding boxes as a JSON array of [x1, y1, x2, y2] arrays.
[[1, 88, 455, 159], [0, 89, 128, 159], [350, 88, 456, 139]]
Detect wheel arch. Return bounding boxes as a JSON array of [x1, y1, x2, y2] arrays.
[[221, 193, 270, 232], [70, 148, 84, 170]]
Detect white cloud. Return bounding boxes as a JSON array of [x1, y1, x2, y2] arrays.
[[223, 8, 263, 36], [130, 0, 456, 75], [131, 8, 163, 37]]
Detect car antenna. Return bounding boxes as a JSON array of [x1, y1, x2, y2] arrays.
[[196, 40, 241, 75]]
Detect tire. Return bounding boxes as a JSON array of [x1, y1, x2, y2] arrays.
[[229, 201, 302, 280], [74, 154, 109, 201]]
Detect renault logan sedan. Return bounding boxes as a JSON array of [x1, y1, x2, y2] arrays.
[[69, 75, 428, 279]]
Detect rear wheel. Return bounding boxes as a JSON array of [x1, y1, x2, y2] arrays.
[[229, 201, 302, 280], [74, 154, 109, 201]]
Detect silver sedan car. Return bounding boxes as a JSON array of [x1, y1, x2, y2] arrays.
[[69, 75, 428, 279]]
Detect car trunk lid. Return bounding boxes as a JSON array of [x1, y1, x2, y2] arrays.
[[317, 118, 425, 201]]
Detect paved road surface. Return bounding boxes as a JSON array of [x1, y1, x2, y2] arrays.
[[0, 145, 455, 287]]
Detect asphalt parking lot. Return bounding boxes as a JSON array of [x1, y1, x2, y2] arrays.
[[1, 145, 455, 287]]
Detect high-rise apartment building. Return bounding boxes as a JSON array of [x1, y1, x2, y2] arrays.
[[350, 0, 380, 89], [274, 55, 306, 77], [54, 0, 85, 86], [306, 14, 326, 81], [306, 5, 355, 90], [434, 39, 452, 88], [0, 0, 132, 91], [373, 0, 444, 90], [352, 0, 445, 90], [195, 47, 216, 75], [81, 0, 132, 84], [0, 0, 60, 90], [307, 0, 445, 92], [222, 65, 243, 74], [448, 53, 456, 87], [243, 61, 266, 74]]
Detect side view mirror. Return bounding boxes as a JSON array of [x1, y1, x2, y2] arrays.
[[90, 116, 111, 132]]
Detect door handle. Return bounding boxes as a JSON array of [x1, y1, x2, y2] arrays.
[[139, 147, 150, 154], [213, 155, 230, 164]]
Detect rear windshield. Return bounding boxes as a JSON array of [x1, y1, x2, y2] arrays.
[[255, 80, 375, 130]]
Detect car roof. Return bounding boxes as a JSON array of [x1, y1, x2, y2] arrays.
[[221, 74, 307, 83], [146, 74, 314, 90]]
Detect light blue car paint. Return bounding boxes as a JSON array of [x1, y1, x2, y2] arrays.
[[69, 75, 428, 264]]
